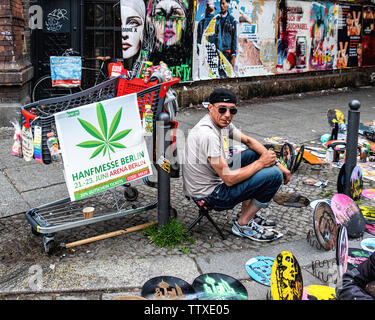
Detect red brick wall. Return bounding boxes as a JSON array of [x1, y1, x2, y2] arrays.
[[0, 0, 33, 104]]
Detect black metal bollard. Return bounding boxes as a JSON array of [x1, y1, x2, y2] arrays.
[[344, 100, 361, 197], [156, 111, 171, 227]]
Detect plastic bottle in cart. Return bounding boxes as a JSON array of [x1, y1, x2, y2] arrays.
[[159, 61, 172, 81], [143, 105, 153, 136], [46, 132, 62, 162]]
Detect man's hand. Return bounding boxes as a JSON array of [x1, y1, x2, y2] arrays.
[[277, 163, 291, 185], [258, 150, 277, 168]]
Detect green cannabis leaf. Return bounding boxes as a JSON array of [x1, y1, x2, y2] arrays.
[[76, 103, 131, 160]]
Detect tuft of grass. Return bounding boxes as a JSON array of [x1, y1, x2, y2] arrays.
[[318, 189, 335, 198], [144, 218, 195, 248]]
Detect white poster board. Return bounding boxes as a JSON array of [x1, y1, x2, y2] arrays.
[[55, 93, 152, 201]]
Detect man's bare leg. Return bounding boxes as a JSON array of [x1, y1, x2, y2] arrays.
[[237, 199, 260, 226]]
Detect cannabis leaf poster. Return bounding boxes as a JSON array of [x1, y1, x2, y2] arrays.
[[54, 93, 152, 201]]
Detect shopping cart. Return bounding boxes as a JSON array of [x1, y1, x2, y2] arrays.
[[21, 76, 180, 253]]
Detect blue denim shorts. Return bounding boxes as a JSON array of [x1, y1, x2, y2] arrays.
[[201, 149, 283, 211]]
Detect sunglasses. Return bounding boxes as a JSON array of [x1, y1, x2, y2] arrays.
[[215, 105, 238, 115]]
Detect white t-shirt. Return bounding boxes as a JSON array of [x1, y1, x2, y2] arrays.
[[182, 113, 240, 197]]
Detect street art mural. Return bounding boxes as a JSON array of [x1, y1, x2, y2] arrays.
[[309, 2, 338, 70], [277, 0, 311, 73], [235, 0, 277, 77], [146, 0, 194, 81], [120, 0, 147, 70], [337, 4, 362, 68], [120, 0, 193, 81], [193, 0, 277, 80], [193, 0, 237, 80], [119, 1, 374, 82]]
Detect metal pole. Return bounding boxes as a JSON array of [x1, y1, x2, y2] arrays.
[[156, 111, 171, 227], [344, 100, 360, 196]]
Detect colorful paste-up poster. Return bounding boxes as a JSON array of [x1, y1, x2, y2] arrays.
[[193, 0, 277, 80], [54, 94, 153, 201], [120, 0, 147, 70], [277, 0, 311, 74], [235, 0, 277, 77], [192, 0, 214, 80], [337, 4, 362, 68], [193, 0, 244, 79], [362, 6, 375, 66], [145, 0, 194, 82], [192, 0, 237, 80], [309, 2, 338, 70]]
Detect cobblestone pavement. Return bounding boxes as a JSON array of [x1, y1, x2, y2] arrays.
[[1, 86, 375, 300], [0, 152, 347, 263], [1, 148, 374, 300]]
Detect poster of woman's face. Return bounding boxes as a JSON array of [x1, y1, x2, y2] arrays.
[[149, 0, 187, 49], [120, 0, 146, 60]]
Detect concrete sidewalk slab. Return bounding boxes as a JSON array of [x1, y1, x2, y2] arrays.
[[0, 173, 29, 218], [0, 255, 200, 293], [4, 163, 65, 193]]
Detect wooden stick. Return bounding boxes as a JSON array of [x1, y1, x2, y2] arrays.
[[64, 221, 157, 249]]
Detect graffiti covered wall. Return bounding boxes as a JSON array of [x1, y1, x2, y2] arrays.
[[120, 0, 375, 83], [120, 0, 194, 81]]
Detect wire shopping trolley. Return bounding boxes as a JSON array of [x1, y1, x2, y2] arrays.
[[21, 76, 180, 253]]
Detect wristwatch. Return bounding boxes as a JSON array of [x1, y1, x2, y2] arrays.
[[275, 159, 281, 165]]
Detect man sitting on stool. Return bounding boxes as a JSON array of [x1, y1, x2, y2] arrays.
[[182, 88, 291, 241]]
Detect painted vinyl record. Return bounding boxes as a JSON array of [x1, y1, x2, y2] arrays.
[[361, 238, 375, 253], [362, 189, 375, 201], [302, 285, 336, 300], [366, 223, 375, 236], [359, 206, 375, 223], [313, 201, 338, 250], [270, 251, 303, 300], [245, 256, 274, 287], [331, 194, 366, 238], [273, 193, 310, 207], [337, 163, 346, 194], [292, 145, 304, 173], [141, 276, 196, 300], [331, 193, 360, 225], [192, 273, 248, 300], [280, 143, 295, 171], [336, 225, 349, 279], [350, 166, 363, 201], [348, 248, 371, 270], [310, 199, 331, 210]]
